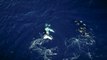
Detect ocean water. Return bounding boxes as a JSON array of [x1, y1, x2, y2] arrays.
[[0, 0, 107, 60]]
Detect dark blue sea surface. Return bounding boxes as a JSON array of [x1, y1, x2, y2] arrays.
[[0, 0, 107, 60]]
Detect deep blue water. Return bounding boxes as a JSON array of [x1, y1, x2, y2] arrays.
[[0, 0, 107, 60]]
